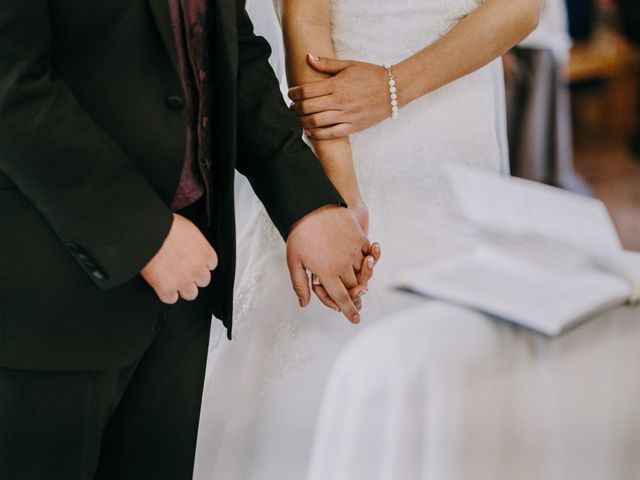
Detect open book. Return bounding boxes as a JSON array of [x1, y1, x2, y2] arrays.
[[397, 165, 640, 337]]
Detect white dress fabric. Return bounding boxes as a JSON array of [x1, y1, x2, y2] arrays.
[[194, 0, 508, 478], [305, 300, 640, 480]]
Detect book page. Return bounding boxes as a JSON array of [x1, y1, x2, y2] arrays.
[[446, 165, 625, 275], [398, 248, 631, 337]]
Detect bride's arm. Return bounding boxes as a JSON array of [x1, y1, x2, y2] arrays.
[[276, 0, 366, 222], [288, 0, 542, 139]]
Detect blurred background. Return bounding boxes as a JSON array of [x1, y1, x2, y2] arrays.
[[504, 0, 640, 251]]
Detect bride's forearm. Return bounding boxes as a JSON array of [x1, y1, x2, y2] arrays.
[[309, 139, 363, 208], [278, 0, 363, 206], [395, 0, 541, 106]]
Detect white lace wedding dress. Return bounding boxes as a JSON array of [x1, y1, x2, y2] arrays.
[[195, 0, 508, 478]]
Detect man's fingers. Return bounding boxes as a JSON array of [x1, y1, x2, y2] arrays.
[[194, 267, 211, 288], [340, 267, 359, 290], [288, 260, 311, 307], [322, 276, 360, 324], [349, 285, 368, 303], [156, 288, 179, 305], [206, 247, 219, 270], [354, 298, 362, 311], [179, 283, 199, 302], [288, 79, 334, 102], [304, 123, 353, 140], [312, 284, 341, 312], [349, 285, 368, 312]]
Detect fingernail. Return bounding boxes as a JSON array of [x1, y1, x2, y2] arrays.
[[357, 289, 368, 299], [352, 314, 361, 324], [299, 297, 304, 307], [333, 306, 341, 312], [367, 256, 375, 268], [374, 244, 381, 255], [308, 53, 320, 61]]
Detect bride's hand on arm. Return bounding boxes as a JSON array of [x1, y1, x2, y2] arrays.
[[288, 0, 542, 139], [278, 0, 365, 212], [289, 56, 391, 140]]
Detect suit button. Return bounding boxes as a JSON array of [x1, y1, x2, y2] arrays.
[[78, 252, 91, 262], [166, 95, 185, 111], [91, 270, 107, 281]]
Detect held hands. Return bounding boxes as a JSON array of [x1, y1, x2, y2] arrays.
[[288, 54, 396, 140], [141, 214, 218, 304], [286, 204, 380, 324], [313, 240, 381, 314]]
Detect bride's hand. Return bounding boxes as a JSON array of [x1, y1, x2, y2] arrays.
[[289, 54, 395, 140]]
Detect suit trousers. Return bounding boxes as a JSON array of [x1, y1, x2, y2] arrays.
[[0, 201, 213, 480]]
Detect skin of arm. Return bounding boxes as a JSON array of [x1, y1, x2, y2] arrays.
[[277, 0, 381, 315], [277, 0, 367, 229], [287, 0, 543, 139]]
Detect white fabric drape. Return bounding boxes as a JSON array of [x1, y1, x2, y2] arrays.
[[307, 295, 640, 480]]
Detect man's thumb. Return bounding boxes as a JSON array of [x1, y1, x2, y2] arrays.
[[307, 53, 352, 74]]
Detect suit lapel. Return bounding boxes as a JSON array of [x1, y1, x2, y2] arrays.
[[147, 0, 180, 75]]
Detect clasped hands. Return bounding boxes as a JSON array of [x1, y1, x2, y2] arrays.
[[286, 203, 380, 324], [141, 204, 380, 324]]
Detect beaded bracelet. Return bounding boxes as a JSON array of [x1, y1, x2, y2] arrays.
[[383, 63, 399, 119]]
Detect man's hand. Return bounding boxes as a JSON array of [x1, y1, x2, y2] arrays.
[[286, 204, 373, 324], [141, 214, 218, 304]]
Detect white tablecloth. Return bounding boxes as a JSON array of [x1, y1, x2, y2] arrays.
[[306, 300, 640, 480]]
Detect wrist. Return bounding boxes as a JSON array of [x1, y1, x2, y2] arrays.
[[393, 58, 425, 108], [344, 192, 365, 210], [289, 203, 343, 236]]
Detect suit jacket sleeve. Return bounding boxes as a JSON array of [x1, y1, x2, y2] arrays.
[[0, 0, 174, 290], [234, 1, 347, 239]]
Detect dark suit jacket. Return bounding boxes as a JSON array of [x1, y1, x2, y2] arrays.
[[0, 0, 344, 371]]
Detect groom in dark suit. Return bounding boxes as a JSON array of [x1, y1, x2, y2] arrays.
[[0, 0, 372, 478]]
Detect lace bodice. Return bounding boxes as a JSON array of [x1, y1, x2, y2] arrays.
[[331, 0, 484, 64]]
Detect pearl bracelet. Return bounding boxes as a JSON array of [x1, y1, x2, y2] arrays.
[[383, 63, 399, 119]]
